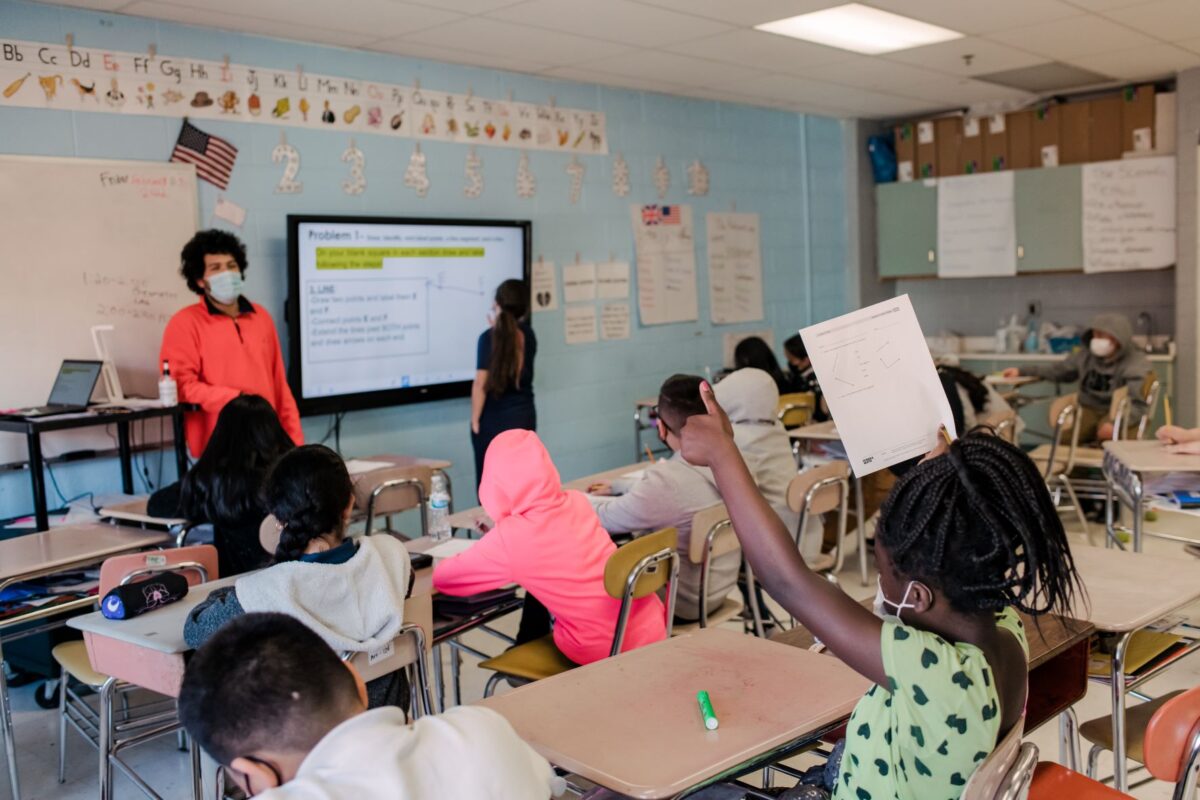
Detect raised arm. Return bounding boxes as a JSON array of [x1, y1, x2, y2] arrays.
[[681, 382, 887, 686]]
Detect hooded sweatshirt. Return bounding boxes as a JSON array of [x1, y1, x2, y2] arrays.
[[256, 706, 560, 800], [715, 368, 823, 560], [433, 430, 666, 664], [1024, 313, 1151, 418]]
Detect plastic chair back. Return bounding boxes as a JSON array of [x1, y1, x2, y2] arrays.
[[962, 715, 1028, 800], [1143, 684, 1200, 798], [358, 465, 432, 535], [787, 461, 849, 516], [1043, 396, 1080, 478], [689, 504, 742, 627], [342, 623, 433, 717], [97, 544, 218, 594], [980, 409, 1018, 443], [603, 528, 679, 655], [777, 392, 816, 429], [1137, 376, 1162, 441]]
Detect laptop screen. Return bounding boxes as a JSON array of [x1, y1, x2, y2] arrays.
[[48, 360, 103, 406]]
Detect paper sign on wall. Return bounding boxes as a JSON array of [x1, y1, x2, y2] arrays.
[[630, 204, 699, 326], [531, 259, 558, 312], [936, 172, 1016, 278], [707, 212, 764, 324], [601, 303, 631, 340], [213, 196, 246, 227], [563, 262, 597, 304], [596, 261, 631, 299], [800, 294, 954, 477], [1082, 156, 1176, 273], [564, 305, 598, 344]]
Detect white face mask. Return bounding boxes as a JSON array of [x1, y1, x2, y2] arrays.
[[206, 270, 244, 304], [1089, 337, 1116, 358], [873, 576, 921, 625]]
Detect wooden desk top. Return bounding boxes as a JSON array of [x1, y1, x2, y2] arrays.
[[362, 453, 453, 471], [1102, 440, 1200, 475], [99, 498, 186, 528], [772, 601, 1094, 670], [788, 421, 839, 442], [478, 628, 869, 799], [0, 524, 171, 585], [1071, 546, 1200, 632]]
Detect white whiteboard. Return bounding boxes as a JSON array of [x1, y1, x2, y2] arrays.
[[1082, 156, 1176, 273], [936, 172, 1016, 278], [0, 155, 198, 465]]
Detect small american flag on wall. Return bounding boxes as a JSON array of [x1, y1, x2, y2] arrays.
[[170, 119, 238, 189], [641, 205, 682, 226]]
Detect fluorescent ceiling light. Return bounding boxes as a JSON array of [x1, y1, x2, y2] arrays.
[[755, 3, 963, 55]]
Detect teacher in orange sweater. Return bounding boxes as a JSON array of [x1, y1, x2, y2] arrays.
[[161, 230, 303, 458]]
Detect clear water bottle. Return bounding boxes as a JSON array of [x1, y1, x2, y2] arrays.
[[158, 361, 178, 407], [428, 473, 451, 542]]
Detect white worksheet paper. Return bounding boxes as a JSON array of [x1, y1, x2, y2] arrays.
[[936, 172, 1016, 278], [600, 302, 631, 340], [706, 212, 764, 324], [531, 259, 558, 312], [630, 204, 699, 325], [563, 262, 597, 303], [800, 295, 955, 477], [596, 261, 631, 299], [564, 304, 598, 344]]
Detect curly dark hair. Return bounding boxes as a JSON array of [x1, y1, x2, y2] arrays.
[[877, 431, 1082, 617], [180, 229, 248, 295], [261, 445, 353, 563]]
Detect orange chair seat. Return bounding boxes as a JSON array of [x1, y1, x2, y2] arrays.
[[1029, 762, 1133, 799]]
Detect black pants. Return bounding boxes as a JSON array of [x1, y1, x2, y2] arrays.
[[515, 594, 553, 644], [472, 403, 537, 489]]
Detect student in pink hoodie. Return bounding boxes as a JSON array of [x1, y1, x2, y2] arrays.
[[434, 430, 667, 664]]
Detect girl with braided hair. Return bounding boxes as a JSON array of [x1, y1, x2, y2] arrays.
[[679, 382, 1082, 800], [184, 445, 415, 708]]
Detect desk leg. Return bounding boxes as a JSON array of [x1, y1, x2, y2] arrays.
[[1104, 484, 1115, 550], [855, 476, 867, 586], [0, 637, 22, 800], [1110, 632, 1133, 793], [116, 421, 134, 495], [633, 407, 644, 463], [1131, 475, 1144, 553], [1058, 708, 1080, 771], [27, 429, 49, 532], [98, 677, 117, 800], [172, 411, 188, 481], [432, 644, 446, 713]]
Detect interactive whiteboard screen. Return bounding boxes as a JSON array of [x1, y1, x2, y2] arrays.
[[287, 215, 530, 416]]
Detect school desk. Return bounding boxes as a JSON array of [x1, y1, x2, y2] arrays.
[[0, 523, 171, 800], [1071, 545, 1200, 791], [99, 498, 188, 531], [478, 627, 869, 799], [1102, 440, 1200, 552], [0, 405, 189, 532], [788, 421, 869, 586]]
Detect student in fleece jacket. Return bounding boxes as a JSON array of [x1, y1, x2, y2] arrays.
[[434, 430, 666, 665], [161, 229, 302, 457]]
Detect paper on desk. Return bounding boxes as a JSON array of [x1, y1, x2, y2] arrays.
[[426, 538, 476, 560], [345, 459, 392, 476], [800, 294, 954, 477]]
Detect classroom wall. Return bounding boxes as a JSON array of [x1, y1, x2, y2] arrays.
[[0, 0, 849, 518]]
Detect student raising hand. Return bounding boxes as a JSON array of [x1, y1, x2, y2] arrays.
[[676, 380, 735, 466]]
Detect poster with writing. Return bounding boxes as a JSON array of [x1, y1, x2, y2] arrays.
[[563, 262, 597, 303], [531, 259, 557, 312], [601, 303, 631, 340], [706, 212, 764, 324], [564, 305, 598, 344], [936, 172, 1016, 278], [596, 261, 631, 299], [1082, 156, 1176, 273], [630, 204, 698, 326]]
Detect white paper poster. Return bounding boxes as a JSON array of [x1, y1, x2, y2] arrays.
[[531, 259, 558, 312], [564, 305, 598, 344], [1082, 156, 1176, 273], [936, 172, 1016, 278], [596, 261, 631, 299], [707, 212, 764, 324], [601, 303, 631, 340], [563, 262, 597, 304], [213, 196, 246, 227], [630, 204, 699, 326], [800, 295, 955, 477]]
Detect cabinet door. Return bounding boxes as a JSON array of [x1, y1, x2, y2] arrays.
[[877, 181, 937, 278], [1015, 165, 1082, 272]]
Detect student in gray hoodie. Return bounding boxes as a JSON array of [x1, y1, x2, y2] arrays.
[[1005, 312, 1151, 444], [588, 374, 738, 622]]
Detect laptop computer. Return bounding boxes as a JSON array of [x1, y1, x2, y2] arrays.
[[17, 360, 104, 418]]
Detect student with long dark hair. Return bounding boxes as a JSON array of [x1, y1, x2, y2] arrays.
[[147, 394, 294, 576], [734, 336, 792, 394], [471, 279, 537, 488]]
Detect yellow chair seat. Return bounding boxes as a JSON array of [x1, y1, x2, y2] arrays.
[[672, 597, 745, 634], [1027, 444, 1070, 476], [478, 635, 578, 683], [1079, 689, 1184, 765], [52, 641, 109, 687]]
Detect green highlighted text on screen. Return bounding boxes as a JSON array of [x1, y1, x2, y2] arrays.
[[315, 247, 486, 270]]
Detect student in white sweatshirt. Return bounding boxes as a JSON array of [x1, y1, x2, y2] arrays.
[[179, 612, 559, 800], [185, 445, 412, 707], [588, 374, 739, 622]]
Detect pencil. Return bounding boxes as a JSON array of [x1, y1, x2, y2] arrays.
[[940, 426, 954, 445], [644, 444, 655, 463], [1165, 395, 1173, 427]]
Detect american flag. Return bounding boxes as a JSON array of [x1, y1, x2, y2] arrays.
[[660, 205, 681, 225], [170, 120, 238, 189]]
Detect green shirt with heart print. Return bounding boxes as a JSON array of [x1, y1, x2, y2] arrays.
[[833, 607, 1028, 800]]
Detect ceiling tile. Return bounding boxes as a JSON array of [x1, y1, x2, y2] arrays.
[[1178, 36, 1200, 55], [118, 1, 378, 47], [540, 65, 692, 95], [628, 0, 840, 27], [366, 38, 553, 73], [137, 0, 463, 38], [985, 14, 1157, 59], [575, 50, 766, 88], [885, 37, 1048, 77], [399, 17, 634, 65], [1102, 0, 1200, 42], [1067, 42, 1200, 80], [664, 29, 854, 75], [1060, 0, 1162, 9], [867, 0, 1080, 35], [406, 0, 525, 11], [58, 0, 132, 10], [487, 0, 733, 47]]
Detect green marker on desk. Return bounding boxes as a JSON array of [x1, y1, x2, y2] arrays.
[[697, 690, 719, 730]]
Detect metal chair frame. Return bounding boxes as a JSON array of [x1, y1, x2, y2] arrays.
[[363, 477, 428, 538]]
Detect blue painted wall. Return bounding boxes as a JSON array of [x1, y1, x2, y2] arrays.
[[0, 0, 848, 516]]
